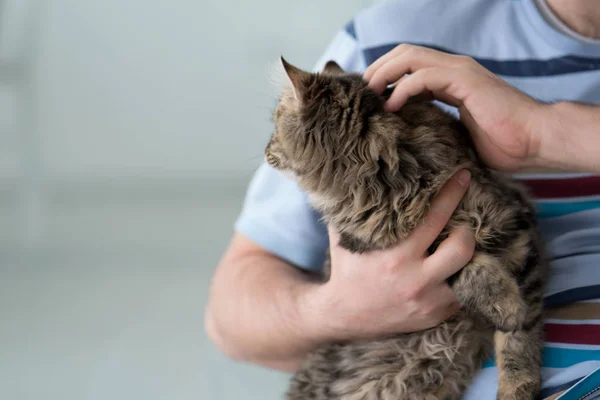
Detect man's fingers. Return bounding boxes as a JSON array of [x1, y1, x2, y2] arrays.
[[363, 44, 412, 81], [404, 169, 471, 253], [384, 67, 463, 112], [365, 45, 464, 93], [367, 54, 415, 94], [421, 285, 461, 328], [367, 48, 447, 93], [424, 225, 476, 282], [434, 289, 462, 321], [443, 300, 462, 320], [364, 44, 444, 82]]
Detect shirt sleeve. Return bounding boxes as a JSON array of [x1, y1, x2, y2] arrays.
[[234, 26, 365, 271]]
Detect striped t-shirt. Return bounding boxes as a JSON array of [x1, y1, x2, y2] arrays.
[[235, 0, 600, 398]]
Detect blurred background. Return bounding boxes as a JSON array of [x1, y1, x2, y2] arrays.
[[0, 0, 374, 399]]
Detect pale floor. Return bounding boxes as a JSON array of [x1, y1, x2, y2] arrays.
[[0, 180, 290, 400]]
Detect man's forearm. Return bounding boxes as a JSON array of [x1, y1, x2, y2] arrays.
[[534, 101, 600, 173], [205, 239, 328, 371], [205, 306, 306, 372]]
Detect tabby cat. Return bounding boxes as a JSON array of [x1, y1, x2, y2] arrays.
[[265, 58, 547, 400]]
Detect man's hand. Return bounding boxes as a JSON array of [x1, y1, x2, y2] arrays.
[[364, 44, 545, 172], [306, 170, 474, 341], [208, 170, 475, 372]]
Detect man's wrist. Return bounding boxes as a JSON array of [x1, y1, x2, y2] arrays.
[[292, 280, 338, 346], [528, 101, 568, 170]]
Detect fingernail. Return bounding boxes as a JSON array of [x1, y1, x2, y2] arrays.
[[457, 170, 471, 187]]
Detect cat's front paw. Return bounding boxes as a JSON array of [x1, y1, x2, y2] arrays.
[[492, 298, 526, 332]]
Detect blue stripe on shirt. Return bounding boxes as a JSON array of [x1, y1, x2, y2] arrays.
[[544, 348, 600, 369], [483, 347, 600, 370], [539, 377, 585, 399], [362, 43, 600, 76], [545, 285, 600, 308], [344, 20, 357, 40], [536, 201, 600, 218]]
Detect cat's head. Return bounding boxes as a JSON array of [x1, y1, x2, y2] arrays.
[[266, 58, 408, 207], [266, 58, 467, 245]]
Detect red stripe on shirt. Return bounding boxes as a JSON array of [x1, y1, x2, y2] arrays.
[[521, 176, 600, 199], [545, 323, 600, 345]]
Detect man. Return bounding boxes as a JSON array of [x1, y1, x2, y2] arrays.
[[206, 0, 600, 398]]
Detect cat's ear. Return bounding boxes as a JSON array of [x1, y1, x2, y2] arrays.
[[280, 57, 311, 102], [323, 60, 344, 75]]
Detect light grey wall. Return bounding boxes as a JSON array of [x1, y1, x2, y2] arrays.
[[2, 0, 374, 182], [0, 2, 379, 399]]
